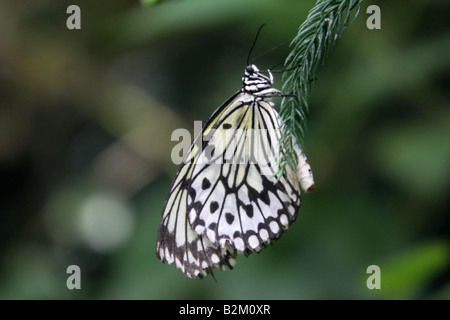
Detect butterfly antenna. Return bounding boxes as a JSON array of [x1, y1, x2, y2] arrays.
[[247, 23, 267, 66], [259, 62, 302, 74], [268, 60, 285, 71], [269, 62, 303, 73], [209, 267, 218, 283], [250, 38, 292, 64], [199, 236, 218, 283]]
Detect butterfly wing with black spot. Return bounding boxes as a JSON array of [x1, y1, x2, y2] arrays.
[[156, 93, 243, 278], [188, 95, 306, 255]]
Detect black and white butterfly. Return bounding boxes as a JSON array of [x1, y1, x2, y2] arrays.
[[156, 60, 314, 278]]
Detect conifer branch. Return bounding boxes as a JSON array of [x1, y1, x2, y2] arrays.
[[277, 0, 362, 179]]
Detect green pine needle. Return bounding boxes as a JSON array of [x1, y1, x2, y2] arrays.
[[277, 0, 362, 180]]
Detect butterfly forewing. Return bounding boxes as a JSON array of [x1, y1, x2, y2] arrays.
[[188, 96, 301, 253]]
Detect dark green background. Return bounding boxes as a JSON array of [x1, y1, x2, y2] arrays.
[[0, 0, 448, 299]]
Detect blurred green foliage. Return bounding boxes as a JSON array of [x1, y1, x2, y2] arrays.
[[0, 0, 448, 299]]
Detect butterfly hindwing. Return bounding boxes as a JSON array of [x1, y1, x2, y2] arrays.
[[156, 95, 244, 278]]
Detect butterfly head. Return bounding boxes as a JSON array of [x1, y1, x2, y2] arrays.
[[242, 64, 274, 94]]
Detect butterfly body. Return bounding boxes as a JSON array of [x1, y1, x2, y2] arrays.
[[157, 64, 314, 278]]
